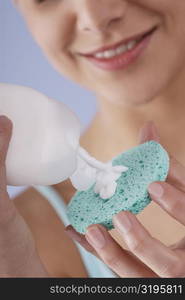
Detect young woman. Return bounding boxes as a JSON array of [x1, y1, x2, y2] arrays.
[[0, 0, 184, 277]]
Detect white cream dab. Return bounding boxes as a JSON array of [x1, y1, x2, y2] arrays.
[[70, 147, 129, 200]]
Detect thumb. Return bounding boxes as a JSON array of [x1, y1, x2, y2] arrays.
[[0, 115, 16, 224], [0, 115, 13, 160], [138, 120, 160, 145], [0, 115, 13, 194]]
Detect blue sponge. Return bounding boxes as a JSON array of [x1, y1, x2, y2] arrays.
[[67, 141, 170, 234]]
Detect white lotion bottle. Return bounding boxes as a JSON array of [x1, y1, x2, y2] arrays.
[[0, 83, 128, 199], [0, 83, 81, 186]]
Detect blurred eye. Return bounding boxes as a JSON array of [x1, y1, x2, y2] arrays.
[[35, 0, 48, 3], [34, 0, 62, 7], [35, 0, 59, 3]]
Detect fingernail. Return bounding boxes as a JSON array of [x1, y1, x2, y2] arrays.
[[65, 227, 82, 243], [0, 115, 12, 131], [148, 182, 164, 198], [0, 115, 7, 120], [86, 226, 106, 249], [139, 121, 154, 142], [0, 116, 7, 127], [150, 122, 160, 142], [139, 124, 149, 142], [113, 212, 132, 234], [0, 115, 10, 123]]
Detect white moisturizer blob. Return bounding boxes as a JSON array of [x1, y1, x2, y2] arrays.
[[70, 147, 129, 200]]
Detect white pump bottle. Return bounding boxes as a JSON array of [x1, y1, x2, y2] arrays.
[[0, 83, 128, 199]]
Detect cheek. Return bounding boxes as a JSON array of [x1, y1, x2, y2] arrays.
[[27, 9, 73, 58], [30, 22, 63, 54], [30, 21, 81, 82], [84, 25, 185, 106]]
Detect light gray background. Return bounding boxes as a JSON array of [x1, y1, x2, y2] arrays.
[[0, 0, 97, 198]]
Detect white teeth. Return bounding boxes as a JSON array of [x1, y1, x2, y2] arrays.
[[127, 40, 137, 50], [116, 44, 127, 55], [93, 39, 138, 59], [104, 49, 116, 58], [95, 52, 105, 58]]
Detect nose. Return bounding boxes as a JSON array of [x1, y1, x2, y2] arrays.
[[76, 0, 127, 33]]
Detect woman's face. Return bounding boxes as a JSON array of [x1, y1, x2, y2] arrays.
[[15, 0, 185, 107]]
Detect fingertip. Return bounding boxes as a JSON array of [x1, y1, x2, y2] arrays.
[[64, 225, 83, 243], [65, 224, 73, 232], [112, 210, 134, 227], [150, 122, 160, 143], [138, 120, 160, 144], [0, 115, 13, 128]]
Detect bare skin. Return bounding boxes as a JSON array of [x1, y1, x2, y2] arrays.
[[5, 0, 185, 276]]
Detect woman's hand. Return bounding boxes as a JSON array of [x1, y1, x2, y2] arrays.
[[0, 116, 48, 277], [65, 120, 185, 277]]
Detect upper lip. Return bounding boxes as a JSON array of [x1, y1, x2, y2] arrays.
[[79, 26, 158, 57]]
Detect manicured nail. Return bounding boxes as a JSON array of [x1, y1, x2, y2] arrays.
[[86, 226, 106, 249], [150, 122, 160, 142], [65, 226, 82, 243], [0, 115, 7, 126], [148, 182, 164, 198], [0, 115, 10, 122], [139, 121, 160, 143], [113, 212, 132, 234], [139, 123, 150, 142]]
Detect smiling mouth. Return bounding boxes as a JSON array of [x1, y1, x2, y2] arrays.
[[79, 26, 158, 60], [78, 25, 158, 71]]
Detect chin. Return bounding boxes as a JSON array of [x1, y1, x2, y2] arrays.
[[96, 63, 177, 108], [97, 82, 159, 108]]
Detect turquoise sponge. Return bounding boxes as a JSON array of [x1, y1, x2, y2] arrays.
[[67, 141, 170, 234]]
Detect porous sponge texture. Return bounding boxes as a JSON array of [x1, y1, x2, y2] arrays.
[[67, 141, 170, 234]]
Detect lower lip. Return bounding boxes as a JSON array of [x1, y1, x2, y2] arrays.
[[84, 31, 155, 71]]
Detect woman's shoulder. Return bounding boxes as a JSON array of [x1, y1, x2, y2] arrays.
[[13, 179, 76, 219], [13, 187, 49, 218], [13, 186, 61, 233]]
